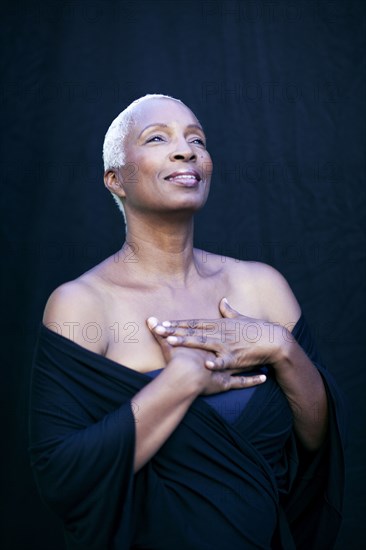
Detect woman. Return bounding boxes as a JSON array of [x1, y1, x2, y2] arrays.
[[29, 94, 346, 549]]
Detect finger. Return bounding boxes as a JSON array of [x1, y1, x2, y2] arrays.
[[228, 373, 266, 389], [160, 318, 217, 329], [219, 297, 240, 319], [205, 354, 233, 370], [146, 318, 177, 338], [146, 317, 162, 343], [146, 318, 171, 349], [149, 326, 166, 346], [166, 334, 221, 352], [156, 323, 220, 339], [152, 324, 175, 336], [146, 317, 159, 330]]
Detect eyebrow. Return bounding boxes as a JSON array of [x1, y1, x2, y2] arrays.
[[138, 123, 204, 139]]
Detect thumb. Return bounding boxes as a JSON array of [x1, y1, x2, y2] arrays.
[[219, 297, 240, 318]]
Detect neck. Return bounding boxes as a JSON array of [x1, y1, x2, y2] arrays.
[[117, 212, 201, 286]]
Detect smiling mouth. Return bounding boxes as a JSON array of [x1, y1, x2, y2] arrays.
[[164, 171, 201, 187]]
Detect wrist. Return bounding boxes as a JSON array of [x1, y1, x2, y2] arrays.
[[164, 356, 203, 397]]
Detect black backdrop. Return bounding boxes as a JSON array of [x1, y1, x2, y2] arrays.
[[1, 0, 365, 548]]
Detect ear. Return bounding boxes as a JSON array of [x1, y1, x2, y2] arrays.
[[104, 169, 126, 199]]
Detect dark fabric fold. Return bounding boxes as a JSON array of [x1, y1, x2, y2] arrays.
[[277, 321, 348, 549], [28, 314, 346, 549]]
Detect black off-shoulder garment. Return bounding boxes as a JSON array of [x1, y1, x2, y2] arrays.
[[29, 314, 347, 549]]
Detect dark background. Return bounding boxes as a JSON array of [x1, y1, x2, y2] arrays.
[[1, 0, 365, 548]]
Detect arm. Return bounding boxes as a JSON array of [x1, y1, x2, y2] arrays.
[[270, 324, 328, 451], [43, 283, 266, 475], [149, 264, 329, 451], [131, 356, 201, 471], [252, 263, 329, 450]]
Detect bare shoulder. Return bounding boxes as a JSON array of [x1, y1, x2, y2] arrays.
[[223, 258, 302, 327], [43, 275, 108, 353]]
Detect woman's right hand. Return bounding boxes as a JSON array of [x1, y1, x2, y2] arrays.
[[172, 348, 267, 396], [147, 317, 266, 396]]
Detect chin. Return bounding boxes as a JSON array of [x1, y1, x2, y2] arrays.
[[172, 202, 207, 216]]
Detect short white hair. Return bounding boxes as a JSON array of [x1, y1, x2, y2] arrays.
[[103, 93, 184, 217]]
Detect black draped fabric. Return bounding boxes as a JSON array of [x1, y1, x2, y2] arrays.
[[29, 314, 346, 550]]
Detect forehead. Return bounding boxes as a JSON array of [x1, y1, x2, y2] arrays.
[[130, 98, 200, 132]]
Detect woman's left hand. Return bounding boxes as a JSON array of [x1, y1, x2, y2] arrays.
[[150, 298, 291, 372], [150, 298, 329, 450]]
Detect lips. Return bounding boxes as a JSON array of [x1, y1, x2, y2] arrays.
[[164, 170, 201, 186]]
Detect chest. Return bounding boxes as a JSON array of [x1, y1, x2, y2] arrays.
[[103, 279, 231, 372], [102, 269, 262, 372]]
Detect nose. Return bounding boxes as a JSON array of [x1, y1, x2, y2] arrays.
[[169, 138, 197, 162]]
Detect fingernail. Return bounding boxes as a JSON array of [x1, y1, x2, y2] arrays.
[[222, 297, 229, 304], [147, 317, 158, 329], [167, 336, 178, 344], [155, 325, 166, 335], [162, 321, 171, 327]]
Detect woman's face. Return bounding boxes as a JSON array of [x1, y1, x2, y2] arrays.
[[117, 98, 213, 217]]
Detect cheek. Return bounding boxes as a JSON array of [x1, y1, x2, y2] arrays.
[[201, 154, 213, 180], [133, 154, 160, 182], [120, 163, 140, 186]]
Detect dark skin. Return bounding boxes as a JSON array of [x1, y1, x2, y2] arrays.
[[44, 97, 328, 473], [148, 296, 328, 451]]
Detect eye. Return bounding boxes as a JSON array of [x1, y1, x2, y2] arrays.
[[146, 135, 165, 143], [191, 138, 206, 146]]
